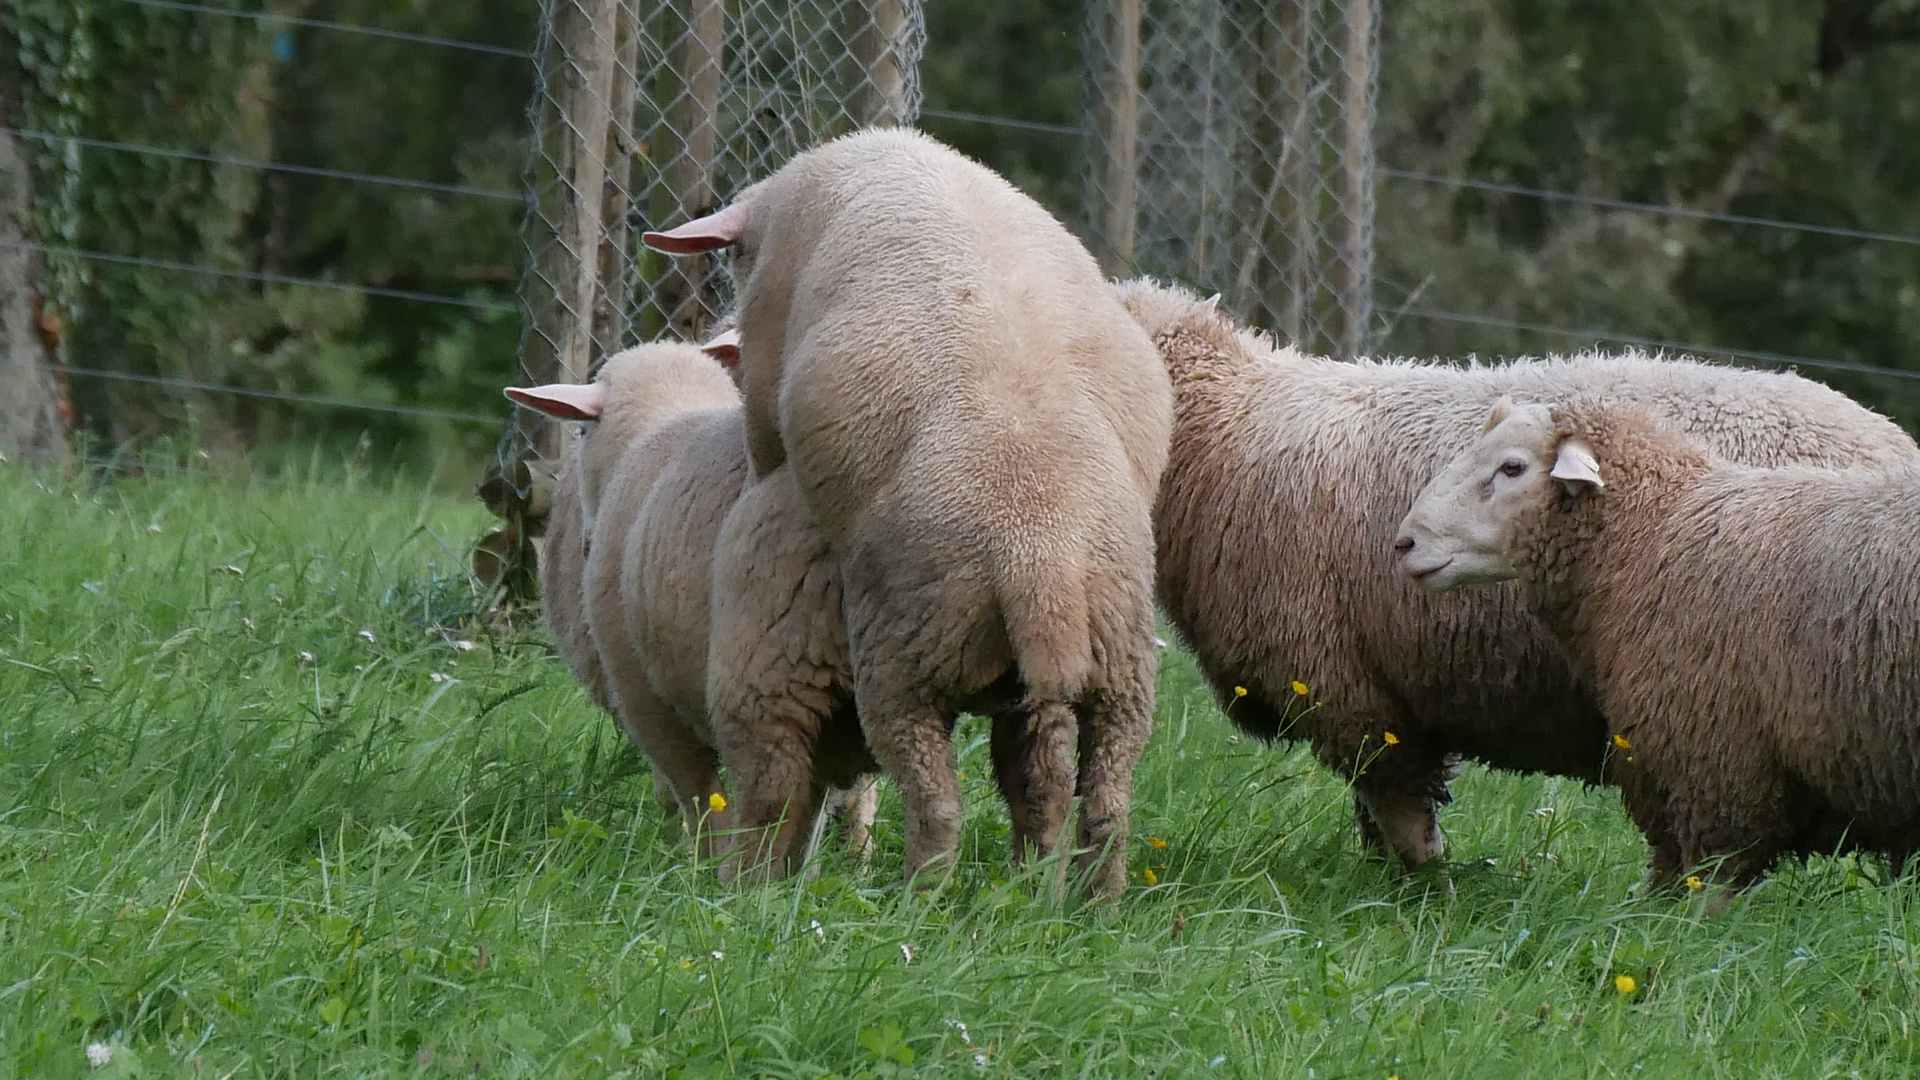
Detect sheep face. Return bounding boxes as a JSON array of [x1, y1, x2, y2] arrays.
[[1394, 399, 1603, 591]]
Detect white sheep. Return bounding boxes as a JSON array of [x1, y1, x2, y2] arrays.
[[509, 343, 877, 860], [1396, 396, 1920, 889], [646, 129, 1173, 896], [1118, 278, 1918, 871]]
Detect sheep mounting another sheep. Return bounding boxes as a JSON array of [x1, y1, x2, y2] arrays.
[[647, 128, 1173, 898], [1397, 397, 1920, 891], [1120, 278, 1918, 874]]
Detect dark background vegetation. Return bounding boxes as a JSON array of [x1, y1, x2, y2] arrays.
[[9, 0, 1920, 486]]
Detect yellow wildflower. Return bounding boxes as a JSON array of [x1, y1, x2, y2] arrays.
[[1685, 875, 1704, 891], [1382, 731, 1401, 746], [1614, 974, 1637, 995], [708, 792, 728, 813], [1291, 680, 1309, 697], [1611, 733, 1633, 751], [1146, 837, 1168, 850], [1143, 868, 1159, 885], [1233, 685, 1248, 698]]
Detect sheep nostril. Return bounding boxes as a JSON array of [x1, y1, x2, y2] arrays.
[[1392, 536, 1414, 555]]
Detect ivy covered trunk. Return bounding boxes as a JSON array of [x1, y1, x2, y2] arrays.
[[0, 13, 66, 461]]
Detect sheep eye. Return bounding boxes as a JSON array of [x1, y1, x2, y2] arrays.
[[1497, 460, 1528, 479]]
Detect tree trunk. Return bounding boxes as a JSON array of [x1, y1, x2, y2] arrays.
[[0, 34, 68, 463]]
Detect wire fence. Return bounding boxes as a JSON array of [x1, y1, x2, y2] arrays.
[[485, 0, 926, 593], [10, 0, 1920, 507], [0, 0, 533, 457], [512, 0, 925, 393], [936, 102, 1920, 390], [1082, 0, 1378, 359]]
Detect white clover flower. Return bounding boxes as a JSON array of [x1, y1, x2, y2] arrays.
[[429, 672, 449, 684], [296, 651, 315, 666], [357, 629, 376, 645], [85, 1043, 113, 1068], [452, 640, 477, 653]]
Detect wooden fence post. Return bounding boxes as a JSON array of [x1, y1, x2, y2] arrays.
[[1090, 0, 1141, 277]]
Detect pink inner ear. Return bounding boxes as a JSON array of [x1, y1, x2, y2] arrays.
[[643, 201, 750, 254], [504, 381, 607, 421], [701, 328, 741, 368]]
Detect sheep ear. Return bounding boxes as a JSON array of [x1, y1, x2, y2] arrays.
[[1483, 397, 1514, 433], [1550, 438, 1604, 491], [701, 328, 741, 368], [505, 381, 607, 421], [643, 202, 750, 253]]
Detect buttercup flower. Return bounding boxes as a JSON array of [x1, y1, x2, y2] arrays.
[[708, 792, 728, 812], [1233, 686, 1248, 698], [1143, 868, 1159, 885], [1614, 974, 1637, 995], [1685, 875, 1705, 891], [1611, 733, 1633, 751], [1291, 680, 1309, 696], [1382, 731, 1401, 746], [1146, 836, 1168, 850]]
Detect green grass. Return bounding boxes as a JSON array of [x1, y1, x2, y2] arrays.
[[1, 460, 1916, 1079]]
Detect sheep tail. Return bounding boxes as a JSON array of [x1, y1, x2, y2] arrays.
[[994, 560, 1095, 703]]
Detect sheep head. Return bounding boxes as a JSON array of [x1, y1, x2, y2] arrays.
[[1393, 398, 1601, 591]]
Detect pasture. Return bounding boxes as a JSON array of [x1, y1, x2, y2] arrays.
[[1, 460, 1914, 1077]]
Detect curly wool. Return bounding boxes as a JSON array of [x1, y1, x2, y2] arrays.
[[1118, 277, 1918, 868], [1507, 400, 1920, 886]]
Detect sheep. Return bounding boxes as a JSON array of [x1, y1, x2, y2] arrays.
[[1117, 277, 1919, 872], [645, 128, 1173, 896], [508, 343, 877, 861], [1396, 396, 1920, 890], [538, 437, 611, 714], [704, 461, 878, 876]]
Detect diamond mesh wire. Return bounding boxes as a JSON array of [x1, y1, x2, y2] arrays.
[[486, 0, 925, 587], [1083, 0, 1376, 359]]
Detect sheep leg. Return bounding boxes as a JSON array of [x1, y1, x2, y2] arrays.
[[989, 704, 1077, 862], [1353, 781, 1446, 871], [856, 685, 962, 887], [833, 775, 880, 861], [720, 760, 826, 885], [714, 700, 829, 883], [617, 682, 730, 855], [1072, 690, 1152, 901]]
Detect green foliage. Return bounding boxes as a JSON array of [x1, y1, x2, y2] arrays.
[[4, 462, 1920, 1076], [921, 0, 1087, 219], [1374, 0, 1920, 431], [8, 0, 530, 476]]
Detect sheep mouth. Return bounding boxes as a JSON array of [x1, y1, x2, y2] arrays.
[[1399, 555, 1453, 586]]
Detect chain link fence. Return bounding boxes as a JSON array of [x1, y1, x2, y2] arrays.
[[483, 0, 925, 596], [1082, 0, 1377, 359]]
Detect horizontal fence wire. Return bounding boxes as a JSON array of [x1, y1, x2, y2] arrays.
[[59, 366, 504, 424], [6, 127, 519, 201], [915, 107, 1920, 250], [1377, 168, 1920, 250], [106, 0, 534, 58], [0, 446, 459, 508], [1, 240, 516, 313], [918, 107, 1080, 135], [1, 356, 504, 425], [1396, 306, 1920, 383]]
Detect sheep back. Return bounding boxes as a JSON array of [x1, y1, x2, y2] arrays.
[[1129, 279, 1917, 794]]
